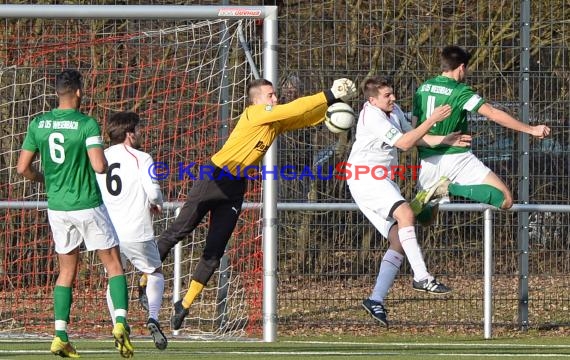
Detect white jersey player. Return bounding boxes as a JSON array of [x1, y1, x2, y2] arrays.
[[347, 102, 412, 184], [347, 77, 467, 327], [96, 111, 167, 350], [101, 146, 162, 249]]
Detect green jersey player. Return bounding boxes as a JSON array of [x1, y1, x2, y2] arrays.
[[411, 45, 550, 218], [17, 69, 133, 358]]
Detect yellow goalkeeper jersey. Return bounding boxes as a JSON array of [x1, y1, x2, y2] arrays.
[[211, 92, 328, 176]]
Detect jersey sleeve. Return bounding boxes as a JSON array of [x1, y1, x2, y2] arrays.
[[362, 107, 404, 147], [140, 154, 164, 207], [84, 117, 104, 149], [246, 92, 328, 132], [21, 120, 38, 152], [456, 85, 486, 113]]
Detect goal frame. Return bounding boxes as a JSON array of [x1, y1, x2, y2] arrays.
[[0, 4, 279, 342]]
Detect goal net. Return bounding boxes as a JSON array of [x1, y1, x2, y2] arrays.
[[0, 16, 264, 338]]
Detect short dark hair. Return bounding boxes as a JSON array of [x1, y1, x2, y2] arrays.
[[56, 69, 82, 96], [106, 111, 140, 145], [246, 78, 273, 103], [441, 45, 471, 72], [361, 77, 393, 99]]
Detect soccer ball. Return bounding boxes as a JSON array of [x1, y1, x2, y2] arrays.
[[324, 102, 356, 133]]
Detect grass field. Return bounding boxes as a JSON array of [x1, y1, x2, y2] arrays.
[[2, 333, 570, 359]]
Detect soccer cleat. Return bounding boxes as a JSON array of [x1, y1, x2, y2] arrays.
[[416, 200, 440, 227], [50, 337, 80, 358], [361, 298, 388, 327], [426, 176, 451, 200], [147, 318, 168, 350], [112, 323, 134, 358], [138, 274, 149, 311], [412, 278, 452, 295], [411, 176, 451, 216], [171, 299, 189, 330]]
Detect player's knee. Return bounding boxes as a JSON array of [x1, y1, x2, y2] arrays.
[[392, 201, 414, 224], [500, 194, 513, 209], [158, 241, 172, 262], [488, 187, 508, 209], [192, 257, 220, 285]]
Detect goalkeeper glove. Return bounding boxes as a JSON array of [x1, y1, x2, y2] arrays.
[[330, 78, 357, 102]]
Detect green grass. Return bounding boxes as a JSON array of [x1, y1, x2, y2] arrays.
[[2, 334, 570, 359]]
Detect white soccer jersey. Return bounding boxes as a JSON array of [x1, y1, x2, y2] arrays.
[[347, 102, 412, 171], [96, 144, 163, 243]]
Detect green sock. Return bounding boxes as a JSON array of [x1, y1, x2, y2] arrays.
[[108, 275, 129, 325], [54, 285, 72, 342], [448, 183, 505, 208]]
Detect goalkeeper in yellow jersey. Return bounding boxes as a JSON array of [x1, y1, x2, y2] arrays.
[[150, 77, 356, 330]]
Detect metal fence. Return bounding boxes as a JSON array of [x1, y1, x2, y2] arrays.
[[270, 0, 570, 334]]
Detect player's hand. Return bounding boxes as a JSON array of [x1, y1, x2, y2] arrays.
[[150, 204, 162, 215], [443, 131, 472, 147], [530, 125, 550, 139], [330, 78, 357, 102], [428, 104, 452, 123]]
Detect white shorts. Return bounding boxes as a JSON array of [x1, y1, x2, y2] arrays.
[[348, 176, 402, 238], [119, 239, 162, 274], [418, 151, 491, 190], [48, 204, 118, 254]]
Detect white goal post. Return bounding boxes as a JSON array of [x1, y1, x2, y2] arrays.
[[1, 4, 279, 342]]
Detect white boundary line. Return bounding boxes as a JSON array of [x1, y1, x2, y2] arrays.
[[1, 340, 570, 357], [0, 349, 569, 358], [284, 340, 570, 348], [2, 339, 570, 348]]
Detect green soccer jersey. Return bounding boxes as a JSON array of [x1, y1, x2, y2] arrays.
[[413, 75, 486, 159], [21, 108, 103, 211]]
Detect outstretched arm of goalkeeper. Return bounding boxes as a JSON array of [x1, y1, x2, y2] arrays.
[[276, 78, 357, 132]]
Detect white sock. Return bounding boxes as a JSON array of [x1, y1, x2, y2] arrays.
[[106, 285, 116, 326], [146, 272, 165, 321], [398, 226, 433, 282], [370, 249, 403, 303]]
